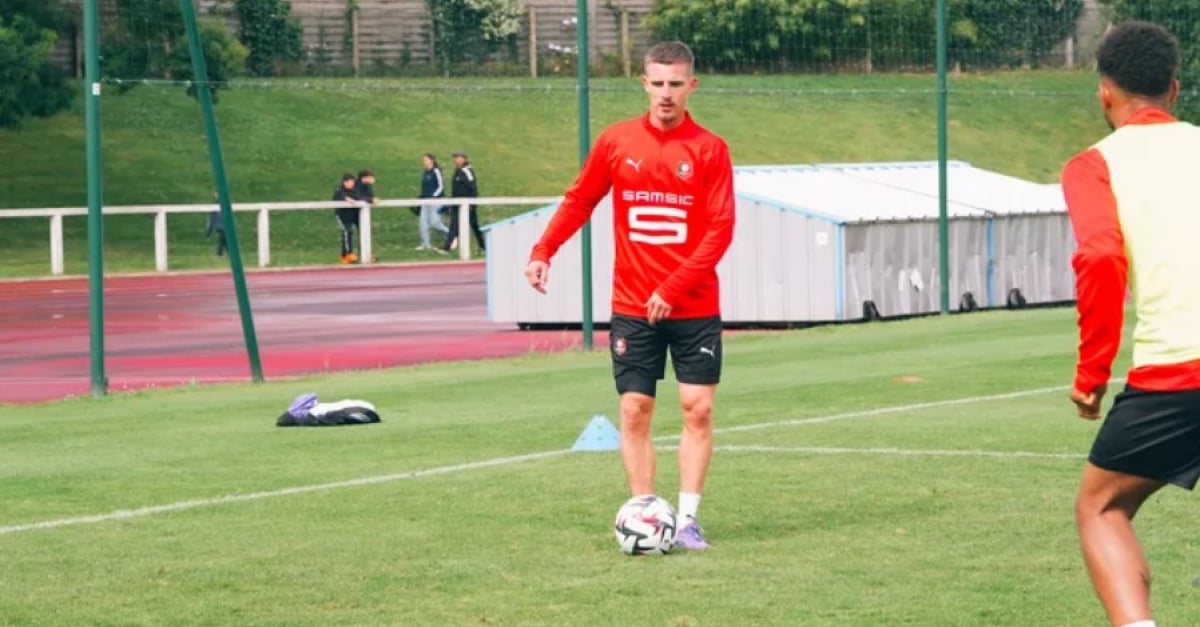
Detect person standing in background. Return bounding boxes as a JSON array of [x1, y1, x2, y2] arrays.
[[355, 169, 377, 208], [333, 173, 362, 264]]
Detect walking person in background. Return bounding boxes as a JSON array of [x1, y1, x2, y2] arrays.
[[442, 151, 485, 253], [332, 173, 362, 264], [416, 153, 450, 253], [204, 190, 227, 258], [205, 210, 227, 257]]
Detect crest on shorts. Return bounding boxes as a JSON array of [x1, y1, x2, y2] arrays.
[[613, 337, 627, 356], [676, 160, 693, 179]]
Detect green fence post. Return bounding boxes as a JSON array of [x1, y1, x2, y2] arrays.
[[576, 0, 594, 350], [84, 0, 107, 396], [936, 0, 950, 315], [179, 0, 265, 381]]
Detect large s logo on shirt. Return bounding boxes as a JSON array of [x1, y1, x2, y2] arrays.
[[622, 190, 694, 246], [628, 207, 687, 245]]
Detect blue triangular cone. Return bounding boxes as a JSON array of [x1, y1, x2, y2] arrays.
[[571, 415, 621, 451]]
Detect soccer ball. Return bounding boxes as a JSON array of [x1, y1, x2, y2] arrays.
[[614, 494, 677, 556]]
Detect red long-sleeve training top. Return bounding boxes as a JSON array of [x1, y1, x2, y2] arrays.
[[1062, 106, 1200, 393], [530, 112, 736, 319]]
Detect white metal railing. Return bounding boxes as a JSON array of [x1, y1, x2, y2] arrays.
[[0, 196, 562, 275]]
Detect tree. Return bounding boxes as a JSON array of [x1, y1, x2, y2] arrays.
[[1099, 0, 1200, 122], [645, 0, 1082, 73], [211, 0, 305, 77], [168, 18, 250, 102], [100, 0, 187, 83], [957, 0, 1084, 68], [0, 11, 72, 127], [101, 0, 247, 100], [426, 0, 522, 69]]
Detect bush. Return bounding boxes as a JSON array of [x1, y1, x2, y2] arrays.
[[208, 0, 304, 77], [100, 0, 185, 83], [957, 0, 1085, 69], [0, 14, 73, 127], [426, 0, 522, 68], [168, 18, 250, 102], [101, 0, 247, 102], [644, 0, 1082, 73]]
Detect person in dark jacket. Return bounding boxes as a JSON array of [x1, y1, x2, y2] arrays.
[[416, 153, 450, 252], [333, 173, 362, 264], [204, 190, 228, 257], [205, 210, 227, 257], [442, 151, 486, 252], [355, 168, 378, 207]]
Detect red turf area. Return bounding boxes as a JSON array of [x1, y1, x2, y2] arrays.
[[0, 262, 587, 404]]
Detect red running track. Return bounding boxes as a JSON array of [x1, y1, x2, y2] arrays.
[[0, 263, 591, 405]]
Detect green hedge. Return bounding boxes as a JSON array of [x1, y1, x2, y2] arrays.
[[645, 0, 1084, 72]]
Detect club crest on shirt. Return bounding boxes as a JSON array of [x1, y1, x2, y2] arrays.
[[613, 336, 627, 356], [676, 160, 693, 179]]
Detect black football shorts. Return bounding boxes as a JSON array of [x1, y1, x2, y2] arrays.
[[1088, 384, 1200, 490], [609, 314, 722, 397]]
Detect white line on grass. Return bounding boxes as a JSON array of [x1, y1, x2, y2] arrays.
[[0, 382, 1080, 537], [0, 450, 570, 536], [704, 445, 1085, 460], [667, 383, 1077, 440]]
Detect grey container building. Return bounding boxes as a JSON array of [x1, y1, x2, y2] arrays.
[[482, 160, 1074, 327]]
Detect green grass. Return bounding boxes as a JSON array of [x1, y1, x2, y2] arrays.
[[0, 71, 1106, 278], [2, 307, 1197, 626]]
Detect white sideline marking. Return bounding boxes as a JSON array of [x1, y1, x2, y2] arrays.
[[0, 383, 1079, 537], [706, 445, 1085, 460], [678, 383, 1075, 440], [0, 450, 569, 536]]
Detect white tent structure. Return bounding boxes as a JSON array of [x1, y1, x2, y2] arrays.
[[483, 160, 1073, 327]]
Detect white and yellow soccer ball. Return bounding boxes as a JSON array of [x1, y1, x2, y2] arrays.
[[614, 494, 677, 556]]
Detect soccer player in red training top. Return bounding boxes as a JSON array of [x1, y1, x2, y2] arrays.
[[524, 41, 735, 550], [1063, 21, 1200, 627]]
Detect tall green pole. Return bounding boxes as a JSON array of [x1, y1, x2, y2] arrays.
[[935, 0, 950, 315], [576, 0, 594, 350], [180, 0, 265, 382], [84, 0, 106, 396]]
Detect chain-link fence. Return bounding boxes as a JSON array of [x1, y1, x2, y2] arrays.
[[3, 0, 1195, 277]]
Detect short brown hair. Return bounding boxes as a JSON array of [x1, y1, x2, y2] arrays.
[[644, 41, 694, 68]]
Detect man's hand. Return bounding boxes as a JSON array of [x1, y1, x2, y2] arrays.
[[1070, 384, 1108, 420], [525, 260, 550, 294], [645, 292, 672, 326]]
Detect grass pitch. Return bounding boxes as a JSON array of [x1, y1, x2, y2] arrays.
[[1, 307, 1196, 625]]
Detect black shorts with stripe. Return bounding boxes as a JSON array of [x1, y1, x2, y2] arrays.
[[1089, 384, 1200, 490], [609, 314, 722, 397]]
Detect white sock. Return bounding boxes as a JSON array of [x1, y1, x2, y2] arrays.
[[1119, 621, 1155, 627], [678, 492, 701, 521]]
